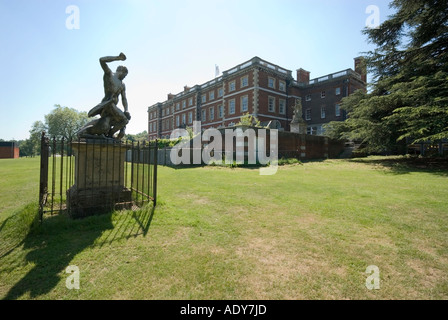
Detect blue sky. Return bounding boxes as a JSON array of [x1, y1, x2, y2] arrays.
[[0, 0, 395, 141]]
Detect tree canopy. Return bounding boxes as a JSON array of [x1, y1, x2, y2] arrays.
[[125, 130, 149, 143], [19, 105, 89, 156], [45, 105, 89, 140], [326, 0, 448, 153]]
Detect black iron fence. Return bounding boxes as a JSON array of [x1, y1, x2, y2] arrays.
[[38, 132, 158, 221]]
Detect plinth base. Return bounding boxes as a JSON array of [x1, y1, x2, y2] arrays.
[[66, 140, 132, 219], [67, 186, 132, 219], [290, 122, 306, 134]]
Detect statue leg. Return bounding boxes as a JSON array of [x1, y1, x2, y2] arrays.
[[116, 127, 126, 140], [107, 105, 129, 139], [108, 119, 128, 138]]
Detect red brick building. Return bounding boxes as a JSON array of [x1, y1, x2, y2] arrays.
[[0, 142, 19, 159], [148, 56, 366, 140]]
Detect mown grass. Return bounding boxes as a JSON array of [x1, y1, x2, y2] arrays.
[[0, 158, 40, 220], [0, 156, 447, 299]]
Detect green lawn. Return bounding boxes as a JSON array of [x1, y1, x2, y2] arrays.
[[0, 156, 447, 299]]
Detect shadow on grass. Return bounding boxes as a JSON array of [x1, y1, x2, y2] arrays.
[[95, 205, 155, 247], [0, 216, 26, 260], [2, 204, 155, 300], [348, 156, 448, 177]]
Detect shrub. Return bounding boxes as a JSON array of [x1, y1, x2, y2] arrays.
[[277, 157, 303, 166]]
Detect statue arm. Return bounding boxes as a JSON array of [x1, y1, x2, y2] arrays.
[[99, 53, 126, 74]]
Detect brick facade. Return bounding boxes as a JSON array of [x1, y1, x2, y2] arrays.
[[0, 142, 19, 159], [148, 56, 366, 140]]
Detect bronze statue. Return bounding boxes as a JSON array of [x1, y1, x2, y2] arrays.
[[77, 53, 131, 140]]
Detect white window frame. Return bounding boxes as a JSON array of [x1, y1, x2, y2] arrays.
[[209, 91, 215, 100], [182, 100, 186, 109], [229, 99, 236, 115], [305, 108, 311, 120], [176, 103, 180, 111], [218, 105, 223, 118], [279, 99, 286, 115], [241, 76, 249, 88], [241, 95, 249, 112], [182, 113, 186, 125], [229, 81, 236, 92], [335, 87, 341, 96], [279, 80, 286, 92], [189, 97, 193, 106], [307, 127, 312, 135], [176, 115, 180, 127], [202, 109, 206, 122], [335, 104, 341, 117], [268, 77, 275, 89], [268, 96, 275, 113], [321, 91, 326, 98], [210, 107, 215, 121], [188, 112, 193, 124], [218, 88, 224, 98], [321, 106, 326, 119]]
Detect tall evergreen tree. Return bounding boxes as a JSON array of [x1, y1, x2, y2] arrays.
[[326, 0, 448, 153]]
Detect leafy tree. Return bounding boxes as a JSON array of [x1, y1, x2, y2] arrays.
[[22, 120, 47, 156], [125, 130, 149, 143], [45, 104, 89, 140], [22, 105, 90, 156], [326, 0, 448, 153], [19, 139, 36, 157], [237, 113, 262, 127]]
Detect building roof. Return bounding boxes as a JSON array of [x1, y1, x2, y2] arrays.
[[148, 56, 365, 110], [0, 141, 18, 147]]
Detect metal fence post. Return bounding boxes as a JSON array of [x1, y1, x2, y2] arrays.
[[60, 137, 64, 212], [39, 132, 49, 222], [153, 139, 158, 206]]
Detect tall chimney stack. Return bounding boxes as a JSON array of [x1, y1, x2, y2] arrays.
[[354, 57, 367, 83], [296, 68, 310, 83]]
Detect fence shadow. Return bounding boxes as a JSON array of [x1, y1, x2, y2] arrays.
[[3, 205, 155, 300], [95, 204, 155, 247]]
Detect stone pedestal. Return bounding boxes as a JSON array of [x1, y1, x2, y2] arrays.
[[67, 140, 131, 218], [290, 121, 307, 134]]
